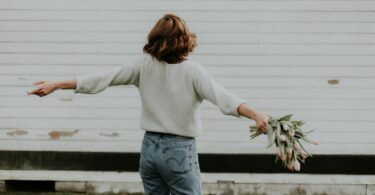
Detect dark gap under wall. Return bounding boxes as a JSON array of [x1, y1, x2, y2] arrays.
[[0, 151, 374, 174], [5, 180, 55, 192]]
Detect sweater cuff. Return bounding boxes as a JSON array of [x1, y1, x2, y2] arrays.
[[74, 75, 84, 94], [232, 98, 248, 118]]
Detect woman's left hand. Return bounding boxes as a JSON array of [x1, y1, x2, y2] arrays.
[[254, 112, 271, 134], [27, 80, 59, 97]]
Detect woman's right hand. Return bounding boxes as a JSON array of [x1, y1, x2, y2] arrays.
[[254, 112, 271, 134], [27, 80, 59, 97]]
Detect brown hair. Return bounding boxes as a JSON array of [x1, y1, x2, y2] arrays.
[[143, 14, 197, 64]]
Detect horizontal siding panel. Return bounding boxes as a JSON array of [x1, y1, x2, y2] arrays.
[[166, 77, 371, 88], [0, 98, 374, 112], [0, 86, 139, 97], [2, 43, 375, 56], [1, 21, 374, 33], [1, 118, 143, 129], [201, 143, 375, 155], [2, 0, 375, 11], [0, 140, 373, 155], [1, 32, 375, 44], [0, 32, 147, 43], [2, 119, 375, 133], [1, 109, 374, 122], [213, 77, 373, 88], [1, 65, 374, 78], [0, 74, 375, 89], [0, 129, 372, 145], [1, 10, 375, 22], [1, 54, 375, 66], [0, 53, 139, 65], [197, 142, 375, 155], [1, 87, 375, 99], [0, 130, 263, 143], [0, 139, 143, 153], [1, 120, 374, 133]]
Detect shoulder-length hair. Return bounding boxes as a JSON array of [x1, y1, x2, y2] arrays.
[[143, 14, 197, 64]]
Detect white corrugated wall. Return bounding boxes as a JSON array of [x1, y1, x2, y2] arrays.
[[0, 0, 374, 155]]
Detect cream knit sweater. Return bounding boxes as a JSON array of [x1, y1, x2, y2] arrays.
[[74, 53, 247, 137]]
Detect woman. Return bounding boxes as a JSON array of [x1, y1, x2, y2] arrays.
[[28, 14, 270, 195]]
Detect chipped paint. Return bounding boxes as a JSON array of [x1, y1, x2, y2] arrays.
[[327, 79, 340, 85], [49, 129, 79, 140], [7, 129, 28, 136], [289, 186, 307, 195], [99, 132, 120, 137], [58, 97, 73, 101], [85, 182, 96, 193]]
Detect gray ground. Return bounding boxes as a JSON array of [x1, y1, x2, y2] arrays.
[[0, 193, 144, 195]]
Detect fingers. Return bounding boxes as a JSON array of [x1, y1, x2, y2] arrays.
[[28, 81, 48, 97], [259, 120, 269, 133], [33, 80, 46, 85], [263, 115, 271, 132], [254, 112, 271, 133], [27, 87, 42, 95], [259, 123, 268, 133], [33, 91, 46, 97], [27, 87, 48, 97]]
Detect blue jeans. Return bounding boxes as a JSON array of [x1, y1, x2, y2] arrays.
[[139, 131, 202, 195]]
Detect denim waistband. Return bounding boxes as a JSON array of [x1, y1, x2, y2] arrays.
[[143, 131, 196, 147], [145, 131, 194, 140]]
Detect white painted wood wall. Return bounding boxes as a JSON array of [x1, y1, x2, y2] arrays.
[[0, 0, 374, 155]]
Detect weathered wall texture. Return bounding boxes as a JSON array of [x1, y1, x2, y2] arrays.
[[2, 171, 375, 194], [0, 0, 374, 155]]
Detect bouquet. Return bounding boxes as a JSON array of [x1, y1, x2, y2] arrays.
[[249, 114, 319, 171]]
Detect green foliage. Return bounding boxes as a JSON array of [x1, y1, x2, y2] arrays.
[[249, 114, 319, 171], [0, 193, 144, 195]]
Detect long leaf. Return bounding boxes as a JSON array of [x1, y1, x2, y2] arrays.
[[297, 139, 312, 157], [303, 129, 315, 135], [275, 123, 282, 146], [249, 125, 259, 132], [266, 125, 276, 148], [250, 131, 263, 139], [292, 120, 305, 127], [279, 114, 293, 121], [270, 119, 278, 127], [274, 155, 279, 163], [300, 136, 319, 145]]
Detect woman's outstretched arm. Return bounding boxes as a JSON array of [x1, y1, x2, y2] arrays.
[[27, 79, 76, 97], [28, 56, 143, 97], [193, 64, 270, 133], [237, 103, 270, 133]]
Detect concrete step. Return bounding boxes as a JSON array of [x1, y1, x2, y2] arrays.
[[0, 170, 374, 195]]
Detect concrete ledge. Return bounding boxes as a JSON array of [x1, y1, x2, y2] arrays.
[[55, 181, 144, 194], [204, 183, 366, 195], [0, 180, 5, 192], [53, 181, 369, 195], [1, 170, 375, 185], [0, 170, 375, 194], [55, 181, 86, 193], [367, 185, 375, 195]]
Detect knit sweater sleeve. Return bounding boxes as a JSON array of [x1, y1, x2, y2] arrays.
[[193, 65, 247, 118], [74, 57, 142, 94]]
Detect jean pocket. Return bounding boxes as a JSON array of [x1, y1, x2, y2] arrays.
[[140, 139, 152, 170], [164, 146, 193, 173]]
